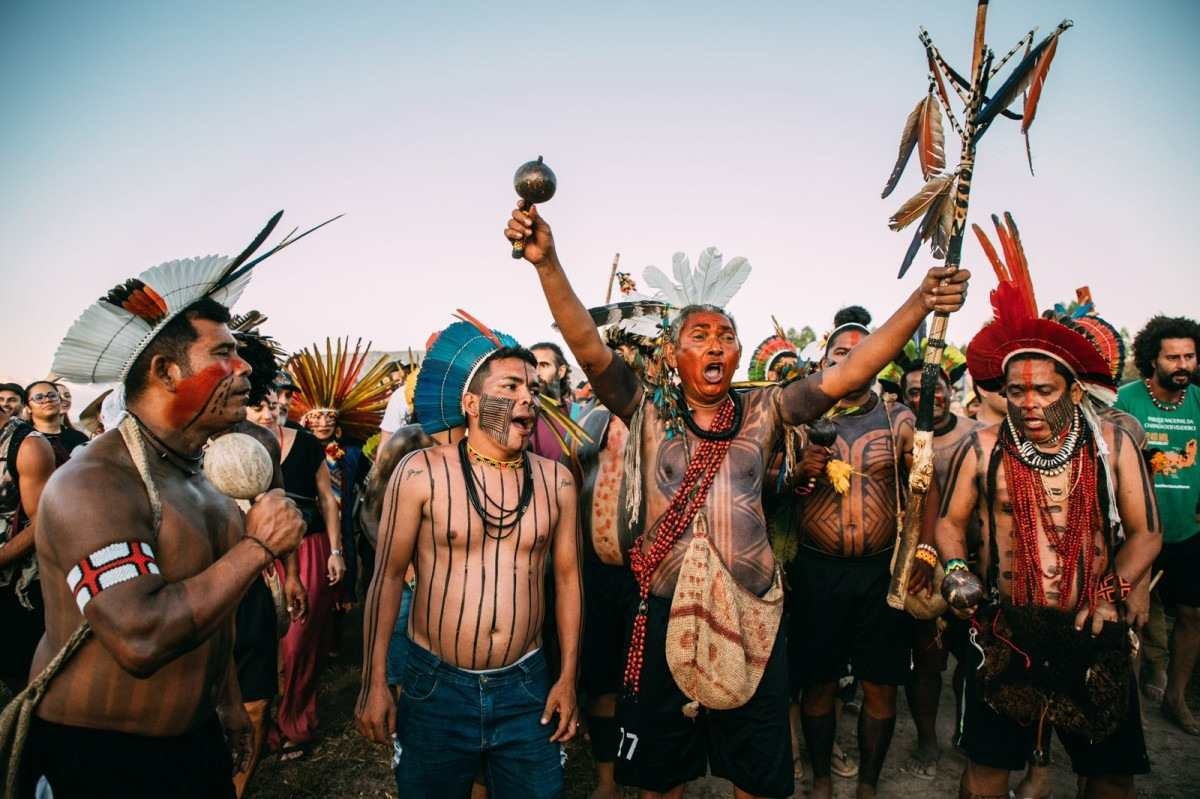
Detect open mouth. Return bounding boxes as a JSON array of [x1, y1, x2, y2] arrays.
[[510, 415, 535, 436], [702, 363, 726, 385]]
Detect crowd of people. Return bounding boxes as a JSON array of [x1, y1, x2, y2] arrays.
[[0, 202, 1196, 799]]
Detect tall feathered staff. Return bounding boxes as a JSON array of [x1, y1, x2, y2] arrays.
[[883, 1, 1071, 611]]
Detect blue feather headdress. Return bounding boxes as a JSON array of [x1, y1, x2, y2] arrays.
[[414, 310, 519, 435]]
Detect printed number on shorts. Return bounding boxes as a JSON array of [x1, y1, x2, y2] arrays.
[[616, 727, 639, 761]]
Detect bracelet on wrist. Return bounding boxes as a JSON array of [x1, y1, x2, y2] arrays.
[[944, 558, 969, 574], [1094, 571, 1132, 603], [331, 548, 344, 557], [244, 536, 278, 564], [914, 545, 939, 568]]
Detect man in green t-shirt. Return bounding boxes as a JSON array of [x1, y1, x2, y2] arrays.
[[1115, 315, 1200, 735]]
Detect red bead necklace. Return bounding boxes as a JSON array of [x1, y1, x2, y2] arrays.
[[1001, 430, 1099, 611], [623, 396, 735, 696]]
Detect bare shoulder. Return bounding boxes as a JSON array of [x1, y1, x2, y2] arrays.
[[38, 432, 152, 560], [527, 452, 573, 488], [887, 400, 916, 425]]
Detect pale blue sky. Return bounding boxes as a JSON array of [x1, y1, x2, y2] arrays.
[[3, 1, 1198, 404]]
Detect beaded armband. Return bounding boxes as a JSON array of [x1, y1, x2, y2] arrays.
[[944, 558, 969, 574], [915, 544, 939, 568], [1094, 572, 1132, 604], [66, 541, 160, 612]]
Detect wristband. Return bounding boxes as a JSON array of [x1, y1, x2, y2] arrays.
[[915, 544, 939, 568], [944, 558, 969, 574], [331, 548, 344, 557], [1094, 572, 1132, 603], [244, 536, 278, 564]]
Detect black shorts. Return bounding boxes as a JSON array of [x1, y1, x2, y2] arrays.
[[613, 593, 793, 798], [28, 713, 236, 798], [788, 547, 912, 689], [1158, 531, 1200, 608], [957, 640, 1150, 777], [0, 578, 43, 694], [580, 560, 635, 700]]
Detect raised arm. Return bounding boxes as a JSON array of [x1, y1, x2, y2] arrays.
[[544, 463, 582, 743], [781, 267, 970, 424], [355, 450, 428, 744], [37, 464, 303, 678], [505, 204, 642, 418]]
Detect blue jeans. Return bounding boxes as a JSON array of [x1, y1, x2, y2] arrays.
[[394, 643, 564, 799], [385, 584, 413, 686]]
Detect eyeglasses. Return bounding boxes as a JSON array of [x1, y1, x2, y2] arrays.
[[29, 391, 60, 403]]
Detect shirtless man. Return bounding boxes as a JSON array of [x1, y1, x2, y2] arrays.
[[937, 349, 1161, 798], [790, 321, 915, 799], [505, 202, 968, 799], [897, 359, 981, 782], [25, 298, 305, 797], [356, 344, 582, 799]]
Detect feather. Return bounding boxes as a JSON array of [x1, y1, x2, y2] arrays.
[[897, 177, 953, 278], [452, 308, 503, 347], [218, 210, 283, 285], [642, 265, 687, 308], [1003, 213, 1038, 318], [918, 94, 946, 180], [1021, 30, 1061, 133], [672, 252, 695, 305], [704, 255, 751, 309], [693, 247, 723, 304], [928, 54, 953, 112], [1021, 35, 1036, 176], [929, 177, 956, 260], [889, 173, 954, 232], [972, 223, 1008, 283], [974, 21, 1071, 141], [881, 97, 924, 199], [217, 213, 344, 290]]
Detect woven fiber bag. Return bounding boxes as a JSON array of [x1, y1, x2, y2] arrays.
[[665, 514, 784, 710]]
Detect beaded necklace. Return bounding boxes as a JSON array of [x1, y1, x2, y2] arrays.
[[1003, 406, 1083, 476], [680, 389, 744, 441], [623, 395, 735, 697], [466, 441, 523, 470], [1000, 421, 1098, 611], [457, 438, 533, 539], [1144, 379, 1185, 412]]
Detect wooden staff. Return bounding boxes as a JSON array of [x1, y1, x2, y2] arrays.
[[888, 0, 992, 610], [604, 252, 621, 303]]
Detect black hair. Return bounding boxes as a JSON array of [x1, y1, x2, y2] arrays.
[[466, 346, 538, 395], [671, 304, 739, 346], [124, 297, 232, 402], [1003, 352, 1076, 387], [530, 341, 572, 397], [1132, 315, 1200, 378], [235, 333, 280, 406], [22, 380, 56, 403], [0, 383, 26, 403], [833, 305, 872, 328]]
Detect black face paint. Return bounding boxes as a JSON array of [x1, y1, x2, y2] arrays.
[[478, 394, 515, 446], [1043, 391, 1075, 438]]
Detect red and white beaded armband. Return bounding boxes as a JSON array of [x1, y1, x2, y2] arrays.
[[66, 541, 160, 612], [1093, 572, 1132, 604]]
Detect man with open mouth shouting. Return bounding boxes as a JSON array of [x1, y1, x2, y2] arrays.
[[506, 201, 968, 799], [356, 315, 583, 799]]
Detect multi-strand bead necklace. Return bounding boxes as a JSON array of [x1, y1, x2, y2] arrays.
[[623, 395, 737, 697]]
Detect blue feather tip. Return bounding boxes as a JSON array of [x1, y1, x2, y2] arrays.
[[413, 320, 519, 435]]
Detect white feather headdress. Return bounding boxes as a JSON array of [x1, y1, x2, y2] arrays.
[[642, 247, 751, 312], [52, 211, 340, 384]]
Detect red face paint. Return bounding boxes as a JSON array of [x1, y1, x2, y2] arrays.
[[168, 362, 236, 429], [675, 311, 739, 402]]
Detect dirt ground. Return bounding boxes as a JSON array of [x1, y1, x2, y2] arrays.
[[248, 612, 1200, 798]]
